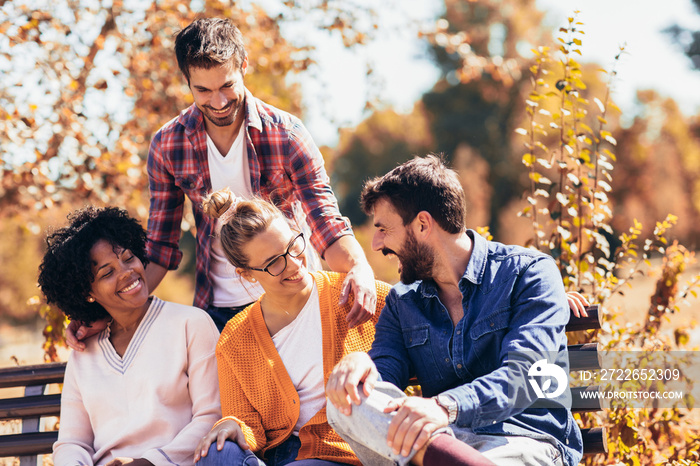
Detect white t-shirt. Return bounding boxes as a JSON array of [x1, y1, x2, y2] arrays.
[[207, 125, 265, 307], [271, 282, 325, 435]]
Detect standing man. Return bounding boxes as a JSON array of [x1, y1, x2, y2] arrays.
[[325, 155, 583, 466], [145, 17, 376, 331], [67, 17, 376, 346]]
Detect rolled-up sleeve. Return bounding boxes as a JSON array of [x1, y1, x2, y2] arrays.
[[287, 118, 353, 257], [146, 130, 185, 270]]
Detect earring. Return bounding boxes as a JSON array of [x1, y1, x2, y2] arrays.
[[250, 278, 257, 283], [87, 297, 95, 303]]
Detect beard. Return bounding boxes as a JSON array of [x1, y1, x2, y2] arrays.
[[201, 98, 243, 127], [383, 229, 435, 284]]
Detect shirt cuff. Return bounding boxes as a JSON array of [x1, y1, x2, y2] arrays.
[[146, 239, 183, 270]]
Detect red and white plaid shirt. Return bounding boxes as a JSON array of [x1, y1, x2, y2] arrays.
[[146, 88, 353, 310]]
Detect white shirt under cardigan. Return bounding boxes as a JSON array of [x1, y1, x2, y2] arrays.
[[271, 282, 324, 434], [53, 298, 222, 466]]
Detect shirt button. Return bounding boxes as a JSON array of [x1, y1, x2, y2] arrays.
[[409, 338, 413, 342], [445, 358, 450, 363], [490, 323, 495, 327], [457, 364, 462, 369], [456, 330, 461, 335]]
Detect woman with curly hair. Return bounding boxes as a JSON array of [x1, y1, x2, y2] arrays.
[[192, 189, 391, 466], [38, 206, 221, 466]]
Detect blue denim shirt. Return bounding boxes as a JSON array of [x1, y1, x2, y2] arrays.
[[368, 230, 583, 466]]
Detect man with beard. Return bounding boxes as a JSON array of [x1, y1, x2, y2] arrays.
[[325, 155, 583, 466], [65, 18, 376, 343]]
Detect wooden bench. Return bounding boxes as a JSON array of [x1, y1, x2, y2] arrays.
[[566, 304, 608, 457], [0, 305, 606, 463], [0, 361, 65, 464]]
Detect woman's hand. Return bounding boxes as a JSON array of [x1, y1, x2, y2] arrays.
[[194, 420, 249, 462], [566, 291, 590, 318]]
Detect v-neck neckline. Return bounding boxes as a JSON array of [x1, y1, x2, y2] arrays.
[[97, 297, 163, 374]]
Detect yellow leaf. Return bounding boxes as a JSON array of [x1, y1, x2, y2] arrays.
[[604, 134, 617, 145], [522, 153, 536, 166]]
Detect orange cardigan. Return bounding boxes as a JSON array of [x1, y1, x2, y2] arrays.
[[215, 271, 390, 465]]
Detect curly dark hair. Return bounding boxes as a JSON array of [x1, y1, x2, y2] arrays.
[[38, 206, 149, 324]]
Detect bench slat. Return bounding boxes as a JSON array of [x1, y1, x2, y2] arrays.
[[0, 431, 57, 457], [0, 394, 61, 420], [0, 362, 66, 389], [571, 385, 603, 412], [568, 342, 602, 371], [566, 305, 601, 332], [581, 426, 608, 455]]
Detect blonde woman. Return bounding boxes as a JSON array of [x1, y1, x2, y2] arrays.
[[195, 189, 390, 466]]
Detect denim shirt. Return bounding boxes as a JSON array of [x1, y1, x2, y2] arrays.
[[368, 230, 583, 466]]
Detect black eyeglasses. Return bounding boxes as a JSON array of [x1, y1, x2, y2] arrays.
[[248, 232, 306, 277]]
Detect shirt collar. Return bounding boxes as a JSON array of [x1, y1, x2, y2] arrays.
[[243, 87, 263, 133], [418, 229, 486, 298], [462, 229, 487, 286]]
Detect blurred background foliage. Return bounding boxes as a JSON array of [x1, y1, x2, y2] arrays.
[[2, 0, 700, 319], [3, 0, 700, 462]]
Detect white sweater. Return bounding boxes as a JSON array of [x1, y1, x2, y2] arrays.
[[53, 298, 221, 466]]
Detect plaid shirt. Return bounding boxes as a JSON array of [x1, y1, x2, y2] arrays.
[[146, 88, 353, 310]]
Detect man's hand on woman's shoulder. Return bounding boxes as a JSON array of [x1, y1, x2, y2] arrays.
[[65, 318, 110, 351]]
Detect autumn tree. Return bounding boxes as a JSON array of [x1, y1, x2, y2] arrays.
[[331, 105, 434, 225], [612, 91, 700, 247], [419, 0, 551, 238], [0, 0, 378, 321]]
